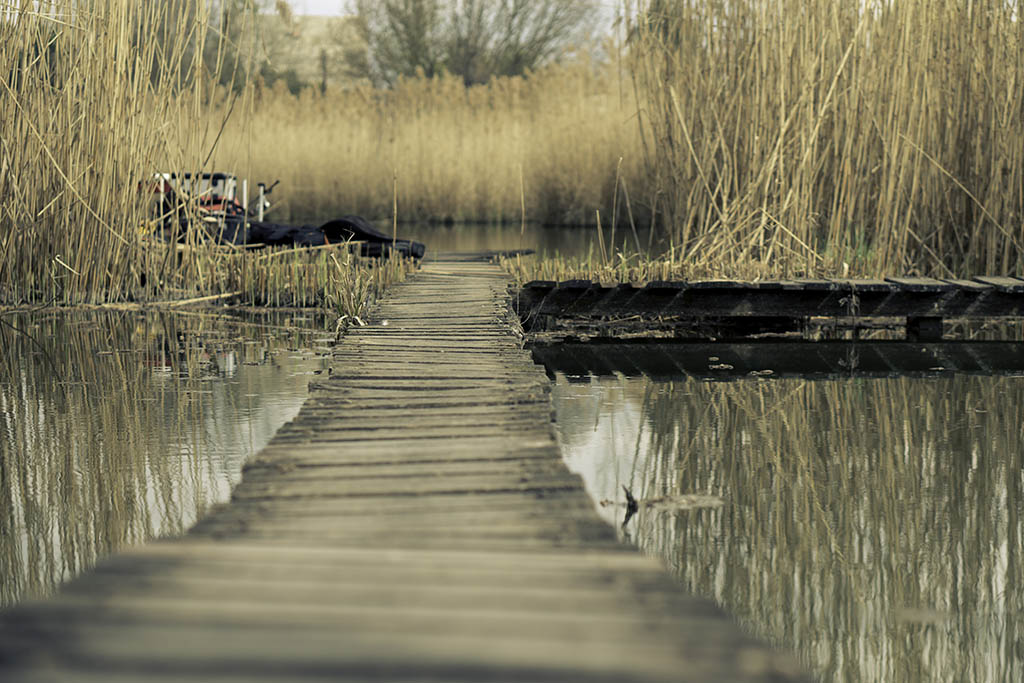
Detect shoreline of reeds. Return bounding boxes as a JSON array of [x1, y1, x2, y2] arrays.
[[0, 1, 412, 312], [227, 0, 1024, 281], [6, 1, 1024, 306], [627, 0, 1024, 278], [209, 55, 644, 229]]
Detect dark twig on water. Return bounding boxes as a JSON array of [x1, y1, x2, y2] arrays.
[[622, 484, 639, 527]]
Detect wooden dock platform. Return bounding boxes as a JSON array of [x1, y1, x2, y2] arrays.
[[0, 257, 807, 682], [515, 276, 1024, 340]]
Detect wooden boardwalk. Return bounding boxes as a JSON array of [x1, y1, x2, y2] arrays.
[[0, 257, 807, 682]]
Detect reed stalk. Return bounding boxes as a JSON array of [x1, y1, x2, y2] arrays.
[[0, 1, 405, 311], [628, 0, 1024, 277]]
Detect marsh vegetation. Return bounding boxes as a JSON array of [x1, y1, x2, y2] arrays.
[[505, 0, 1024, 283], [5, 1, 1023, 305], [226, 0, 1024, 282], [0, 1, 410, 309]]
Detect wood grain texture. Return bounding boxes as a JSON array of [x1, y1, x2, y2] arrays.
[[0, 257, 808, 682]]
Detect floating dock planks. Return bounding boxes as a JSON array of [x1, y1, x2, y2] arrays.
[[0, 257, 807, 682], [514, 276, 1024, 340]]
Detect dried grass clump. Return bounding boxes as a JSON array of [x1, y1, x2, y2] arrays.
[[500, 247, 778, 285]]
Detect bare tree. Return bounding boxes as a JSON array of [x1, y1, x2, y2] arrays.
[[346, 0, 598, 86]]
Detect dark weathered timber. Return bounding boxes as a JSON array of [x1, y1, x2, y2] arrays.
[[0, 257, 807, 683], [533, 341, 1024, 382], [514, 276, 1024, 340]]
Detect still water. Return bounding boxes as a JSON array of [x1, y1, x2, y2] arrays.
[[0, 310, 329, 606], [281, 218, 655, 260], [394, 222, 654, 259], [550, 359, 1024, 682]]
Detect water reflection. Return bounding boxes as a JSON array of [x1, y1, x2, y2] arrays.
[[374, 222, 654, 259], [0, 310, 328, 607], [551, 366, 1024, 682]]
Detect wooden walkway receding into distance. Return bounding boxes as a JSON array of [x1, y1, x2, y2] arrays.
[[0, 256, 807, 682]]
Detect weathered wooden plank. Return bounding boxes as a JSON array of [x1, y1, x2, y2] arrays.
[[306, 385, 550, 400], [15, 591, 742, 644], [118, 541, 653, 568], [831, 278, 895, 290], [884, 277, 954, 292], [273, 417, 551, 435], [240, 459, 572, 482], [85, 544, 653, 588], [942, 278, 992, 291], [56, 575, 711, 620], [972, 275, 1024, 291], [196, 492, 597, 521], [292, 402, 553, 418], [0, 619, 784, 683], [230, 473, 586, 500]]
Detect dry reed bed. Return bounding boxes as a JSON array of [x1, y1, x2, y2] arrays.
[[0, 1, 405, 309], [499, 249, 780, 284], [8, 1, 1024, 303], [208, 57, 643, 227], [135, 242, 410, 315], [1, 0, 212, 304], [630, 0, 1024, 278]]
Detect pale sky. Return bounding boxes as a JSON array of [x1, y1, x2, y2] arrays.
[[291, 0, 344, 15]]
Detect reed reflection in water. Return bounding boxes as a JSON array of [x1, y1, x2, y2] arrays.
[[0, 311, 328, 607], [552, 371, 1024, 682]]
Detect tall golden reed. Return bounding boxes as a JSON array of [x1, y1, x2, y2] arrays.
[[209, 55, 644, 227], [630, 0, 1024, 278], [0, 1, 404, 310], [0, 1, 224, 304]]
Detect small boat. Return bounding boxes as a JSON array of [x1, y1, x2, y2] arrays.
[[143, 172, 426, 258]]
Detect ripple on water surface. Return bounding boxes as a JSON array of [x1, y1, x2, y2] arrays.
[[0, 310, 330, 607]]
